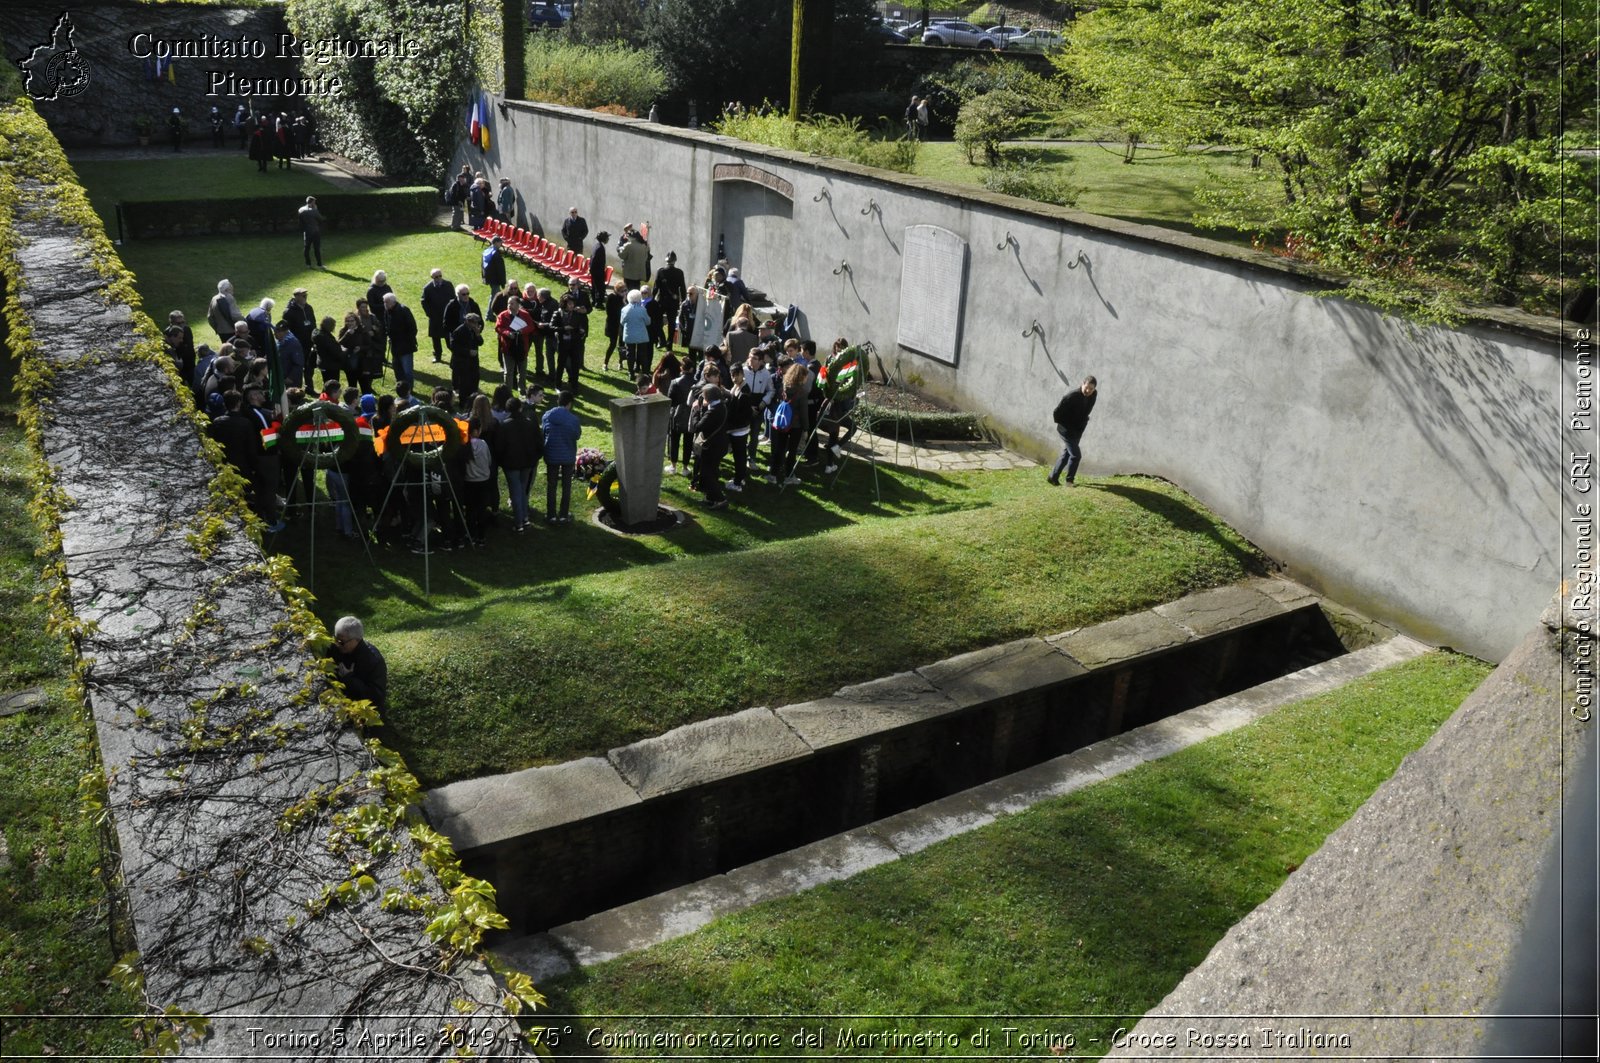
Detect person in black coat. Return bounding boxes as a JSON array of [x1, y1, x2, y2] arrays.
[[421, 268, 455, 362], [449, 314, 484, 404], [382, 293, 419, 389], [589, 231, 610, 295], [491, 395, 544, 531], [651, 252, 687, 349], [561, 207, 589, 253], [687, 367, 730, 509], [365, 270, 393, 371], [327, 616, 388, 712], [163, 311, 196, 388], [480, 236, 507, 301], [1048, 376, 1098, 486], [284, 288, 316, 354], [441, 284, 483, 345]]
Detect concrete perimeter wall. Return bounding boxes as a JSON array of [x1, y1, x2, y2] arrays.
[[463, 100, 1579, 661]]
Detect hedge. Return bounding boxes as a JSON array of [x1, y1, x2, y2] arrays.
[[853, 401, 985, 441], [118, 188, 439, 239]]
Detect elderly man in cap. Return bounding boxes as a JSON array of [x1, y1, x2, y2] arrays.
[[284, 286, 316, 356]]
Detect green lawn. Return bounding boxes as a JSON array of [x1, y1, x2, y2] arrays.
[[0, 366, 142, 1057], [109, 227, 1265, 787], [73, 154, 343, 234], [544, 651, 1490, 1055], [913, 140, 1278, 241]]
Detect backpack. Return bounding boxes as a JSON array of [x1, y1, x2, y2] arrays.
[[772, 399, 794, 432]]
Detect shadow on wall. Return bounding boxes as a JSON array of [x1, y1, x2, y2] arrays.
[[1330, 302, 1562, 544]]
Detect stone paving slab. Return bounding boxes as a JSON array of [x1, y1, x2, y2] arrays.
[[776, 671, 960, 749], [916, 637, 1086, 708], [1048, 610, 1192, 669], [607, 707, 812, 800], [1153, 582, 1286, 638], [425, 756, 640, 849]]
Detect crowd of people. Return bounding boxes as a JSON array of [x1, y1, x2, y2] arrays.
[[167, 226, 860, 546]]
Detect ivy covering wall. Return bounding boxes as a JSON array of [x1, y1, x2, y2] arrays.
[[285, 0, 492, 181]]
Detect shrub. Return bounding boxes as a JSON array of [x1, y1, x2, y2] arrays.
[[523, 37, 667, 115], [853, 402, 985, 441], [956, 90, 1029, 166], [982, 156, 1081, 207], [119, 189, 441, 239], [712, 111, 919, 173]]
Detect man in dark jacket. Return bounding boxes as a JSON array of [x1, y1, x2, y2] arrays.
[[421, 268, 455, 362], [561, 207, 589, 254], [284, 287, 316, 353], [481, 235, 507, 300], [652, 252, 687, 348], [589, 231, 610, 295], [327, 616, 388, 712], [1048, 376, 1098, 486], [492, 395, 543, 531], [382, 293, 419, 389]]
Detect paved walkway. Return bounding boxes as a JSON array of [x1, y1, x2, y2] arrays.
[[843, 429, 1035, 473]]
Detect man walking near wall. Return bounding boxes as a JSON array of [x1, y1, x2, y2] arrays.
[[1048, 376, 1097, 486], [562, 206, 588, 253]]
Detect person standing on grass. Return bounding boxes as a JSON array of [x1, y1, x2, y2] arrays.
[[496, 177, 516, 225], [421, 267, 455, 363], [168, 106, 184, 151], [541, 390, 582, 524], [905, 95, 920, 140], [589, 230, 610, 295], [562, 206, 588, 254], [382, 292, 419, 389], [298, 196, 324, 268], [619, 289, 650, 378], [552, 292, 589, 396], [493, 395, 542, 533], [652, 252, 687, 349], [249, 114, 272, 172], [450, 310, 486, 400], [207, 279, 243, 342], [481, 235, 507, 302], [1047, 376, 1098, 486], [366, 270, 393, 373], [327, 616, 388, 713]]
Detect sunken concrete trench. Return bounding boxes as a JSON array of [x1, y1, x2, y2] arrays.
[[427, 578, 1376, 942], [2, 168, 531, 1053]]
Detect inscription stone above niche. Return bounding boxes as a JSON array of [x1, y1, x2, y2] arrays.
[[897, 225, 967, 365], [711, 163, 794, 201]]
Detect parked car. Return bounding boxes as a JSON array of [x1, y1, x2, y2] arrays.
[[921, 21, 1006, 49], [1006, 28, 1065, 52], [528, 1, 566, 29], [871, 23, 912, 44], [987, 25, 1026, 43], [904, 19, 951, 38]]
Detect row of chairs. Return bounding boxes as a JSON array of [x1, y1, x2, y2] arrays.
[[473, 217, 613, 291]]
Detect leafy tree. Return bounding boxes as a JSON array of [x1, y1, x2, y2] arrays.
[[1057, 0, 1597, 314], [956, 90, 1029, 165], [565, 0, 650, 46], [644, 0, 879, 112]]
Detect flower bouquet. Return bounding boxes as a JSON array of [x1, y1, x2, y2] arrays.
[[575, 446, 609, 490]]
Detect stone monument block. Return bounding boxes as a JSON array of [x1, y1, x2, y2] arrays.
[[609, 393, 670, 526]]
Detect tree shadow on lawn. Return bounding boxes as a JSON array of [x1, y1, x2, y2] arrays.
[[534, 758, 1308, 1049], [1087, 480, 1265, 576]]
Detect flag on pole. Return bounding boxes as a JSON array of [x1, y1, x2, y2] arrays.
[[478, 91, 491, 151], [469, 95, 481, 149]]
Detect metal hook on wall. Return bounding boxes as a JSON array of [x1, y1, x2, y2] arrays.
[[1066, 249, 1090, 270], [833, 260, 852, 276], [813, 187, 832, 203], [860, 197, 880, 217], [997, 231, 1018, 251], [1021, 319, 1044, 339]]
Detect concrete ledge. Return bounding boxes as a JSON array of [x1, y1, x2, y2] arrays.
[[607, 707, 813, 800], [776, 671, 960, 749], [496, 635, 1431, 973], [424, 757, 640, 849], [1049, 611, 1191, 669], [916, 637, 1087, 708], [1153, 582, 1287, 639]]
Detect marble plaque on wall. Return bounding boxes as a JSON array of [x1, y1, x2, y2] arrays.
[[897, 225, 967, 365]]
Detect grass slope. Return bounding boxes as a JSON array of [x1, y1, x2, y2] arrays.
[[0, 371, 141, 1055], [310, 473, 1262, 786], [546, 651, 1490, 1054]]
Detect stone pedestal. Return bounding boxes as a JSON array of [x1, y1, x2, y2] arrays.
[[609, 393, 670, 526]]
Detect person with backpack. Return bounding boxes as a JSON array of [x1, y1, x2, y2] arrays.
[[766, 360, 810, 485]]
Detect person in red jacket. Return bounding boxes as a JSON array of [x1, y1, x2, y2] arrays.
[[495, 294, 536, 393]]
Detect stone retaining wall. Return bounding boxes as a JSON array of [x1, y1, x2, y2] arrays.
[[0, 102, 530, 1058], [461, 98, 1580, 661]]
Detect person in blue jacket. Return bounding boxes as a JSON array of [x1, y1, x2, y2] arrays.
[[540, 390, 582, 523]]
